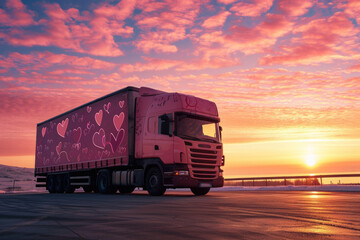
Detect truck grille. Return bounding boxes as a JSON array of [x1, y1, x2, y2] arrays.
[[189, 147, 218, 179]]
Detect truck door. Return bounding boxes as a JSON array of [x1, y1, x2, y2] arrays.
[[156, 113, 174, 164]]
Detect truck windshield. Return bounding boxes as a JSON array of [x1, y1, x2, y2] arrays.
[[175, 113, 220, 143]]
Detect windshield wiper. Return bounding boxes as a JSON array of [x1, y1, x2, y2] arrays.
[[178, 135, 219, 143], [198, 138, 219, 143], [178, 135, 202, 141]]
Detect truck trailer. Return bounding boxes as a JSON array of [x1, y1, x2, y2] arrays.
[[35, 86, 224, 196]]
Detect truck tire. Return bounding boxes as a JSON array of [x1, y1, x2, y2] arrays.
[[55, 174, 64, 193], [190, 187, 210, 196], [97, 169, 117, 194], [47, 175, 56, 194], [118, 186, 135, 194], [64, 174, 75, 193], [82, 186, 93, 193], [146, 167, 166, 196]]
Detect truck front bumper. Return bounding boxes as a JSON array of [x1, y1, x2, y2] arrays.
[[164, 173, 223, 188], [163, 164, 224, 188], [165, 175, 224, 188]]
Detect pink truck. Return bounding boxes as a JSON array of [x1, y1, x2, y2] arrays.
[[35, 86, 224, 196]]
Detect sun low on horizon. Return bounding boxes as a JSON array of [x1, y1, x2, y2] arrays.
[[305, 153, 317, 167], [305, 147, 317, 168], [0, 0, 360, 177]]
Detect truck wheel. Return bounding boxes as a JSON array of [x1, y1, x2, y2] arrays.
[[82, 186, 93, 193], [55, 174, 64, 193], [146, 167, 166, 196], [47, 175, 56, 194], [97, 170, 117, 194], [64, 174, 75, 193], [118, 186, 135, 194], [190, 187, 210, 196]]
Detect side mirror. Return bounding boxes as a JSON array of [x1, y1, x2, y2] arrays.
[[219, 126, 223, 131]]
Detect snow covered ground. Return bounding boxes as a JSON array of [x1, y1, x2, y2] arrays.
[[0, 164, 36, 193]]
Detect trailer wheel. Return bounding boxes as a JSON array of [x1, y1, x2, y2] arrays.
[[190, 187, 210, 196], [55, 174, 64, 193], [146, 167, 166, 196], [97, 170, 117, 194], [118, 186, 135, 194], [47, 175, 56, 194], [82, 186, 93, 193], [64, 174, 75, 193]]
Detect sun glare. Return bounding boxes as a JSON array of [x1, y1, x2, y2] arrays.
[[305, 153, 317, 167]]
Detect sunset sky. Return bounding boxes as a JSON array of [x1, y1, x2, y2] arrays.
[[0, 0, 359, 177]]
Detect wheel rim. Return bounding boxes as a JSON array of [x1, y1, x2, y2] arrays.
[[149, 175, 158, 188]]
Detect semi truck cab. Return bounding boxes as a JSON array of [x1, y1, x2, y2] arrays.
[[135, 87, 224, 195]]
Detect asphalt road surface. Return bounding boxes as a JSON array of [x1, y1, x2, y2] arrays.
[[0, 190, 359, 239]]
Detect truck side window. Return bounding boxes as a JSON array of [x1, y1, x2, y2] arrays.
[[158, 113, 173, 136]]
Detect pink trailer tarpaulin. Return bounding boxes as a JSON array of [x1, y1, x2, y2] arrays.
[[35, 87, 138, 174]]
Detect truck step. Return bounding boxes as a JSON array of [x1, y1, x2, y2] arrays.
[[70, 176, 90, 186]]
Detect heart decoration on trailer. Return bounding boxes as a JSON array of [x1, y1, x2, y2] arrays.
[[104, 102, 111, 114], [95, 110, 103, 126], [113, 112, 124, 132], [57, 118, 69, 138], [42, 127, 46, 137]]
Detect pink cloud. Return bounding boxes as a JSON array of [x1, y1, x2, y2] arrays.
[[119, 51, 240, 73], [277, 0, 314, 17], [259, 12, 358, 65], [202, 11, 231, 28], [222, 14, 293, 54], [119, 57, 181, 72], [0, 0, 36, 26], [259, 44, 334, 66], [134, 0, 204, 53], [0, 2, 134, 57], [176, 56, 240, 71], [344, 0, 360, 24], [94, 0, 135, 20], [217, 0, 237, 4], [347, 63, 360, 72], [1, 52, 116, 76], [230, 0, 273, 17], [294, 12, 356, 42], [135, 30, 183, 53]]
